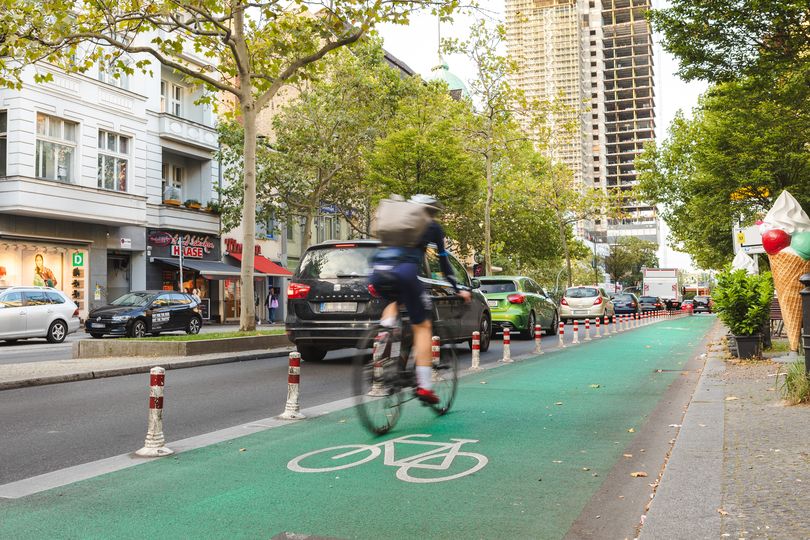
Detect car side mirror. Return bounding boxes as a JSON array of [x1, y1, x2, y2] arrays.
[[471, 279, 481, 289]]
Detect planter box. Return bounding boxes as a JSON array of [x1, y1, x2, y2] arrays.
[[74, 334, 292, 359], [731, 334, 762, 359]]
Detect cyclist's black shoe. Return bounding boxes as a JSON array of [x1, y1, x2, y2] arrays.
[[416, 387, 440, 405]]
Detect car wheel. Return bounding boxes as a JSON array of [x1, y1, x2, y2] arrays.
[[470, 313, 492, 352], [186, 316, 202, 335], [47, 320, 68, 343], [523, 311, 536, 340], [548, 312, 559, 335], [90, 333, 104, 339], [298, 345, 327, 362], [128, 319, 147, 338]]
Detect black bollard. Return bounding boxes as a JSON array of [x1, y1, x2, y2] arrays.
[[799, 273, 810, 377]]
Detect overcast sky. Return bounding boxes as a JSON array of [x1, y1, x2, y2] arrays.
[[377, 1, 708, 270]]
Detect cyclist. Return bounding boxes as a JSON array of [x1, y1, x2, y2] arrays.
[[370, 194, 471, 405]]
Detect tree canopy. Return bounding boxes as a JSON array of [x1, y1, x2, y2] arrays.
[[603, 237, 659, 287]]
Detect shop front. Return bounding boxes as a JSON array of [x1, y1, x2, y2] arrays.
[[224, 237, 292, 323]]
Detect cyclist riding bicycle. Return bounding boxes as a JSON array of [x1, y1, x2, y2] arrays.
[[370, 194, 471, 405]]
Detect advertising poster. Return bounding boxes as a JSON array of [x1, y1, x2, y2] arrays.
[[21, 250, 64, 288]]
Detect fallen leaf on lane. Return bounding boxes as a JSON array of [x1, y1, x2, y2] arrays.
[[631, 471, 648, 478]]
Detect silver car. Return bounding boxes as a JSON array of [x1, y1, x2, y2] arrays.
[[559, 286, 615, 322], [0, 286, 81, 343]]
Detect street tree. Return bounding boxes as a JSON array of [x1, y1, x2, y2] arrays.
[[603, 237, 659, 288], [0, 0, 459, 330]]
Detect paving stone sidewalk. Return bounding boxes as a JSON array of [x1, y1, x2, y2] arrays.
[[642, 332, 810, 539]]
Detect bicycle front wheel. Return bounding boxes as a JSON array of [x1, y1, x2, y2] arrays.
[[353, 327, 405, 435], [430, 329, 458, 416]]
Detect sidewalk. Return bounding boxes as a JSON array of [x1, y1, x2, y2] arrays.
[[0, 344, 295, 391], [641, 326, 810, 539]]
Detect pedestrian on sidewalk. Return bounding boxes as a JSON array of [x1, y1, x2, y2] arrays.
[[267, 288, 279, 323]]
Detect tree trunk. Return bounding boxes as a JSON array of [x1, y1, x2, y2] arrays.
[[558, 214, 572, 288], [300, 208, 314, 257], [484, 151, 494, 275], [239, 98, 257, 331]]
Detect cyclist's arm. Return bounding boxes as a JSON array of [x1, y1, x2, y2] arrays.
[[430, 223, 460, 293]]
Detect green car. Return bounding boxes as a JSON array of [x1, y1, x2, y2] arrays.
[[478, 276, 559, 339]]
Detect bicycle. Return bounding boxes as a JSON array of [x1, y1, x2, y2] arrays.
[[353, 300, 460, 435]]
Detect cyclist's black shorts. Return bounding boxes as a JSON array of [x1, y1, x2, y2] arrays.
[[370, 262, 432, 324]]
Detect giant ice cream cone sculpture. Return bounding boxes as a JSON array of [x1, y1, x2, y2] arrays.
[[761, 191, 810, 351]]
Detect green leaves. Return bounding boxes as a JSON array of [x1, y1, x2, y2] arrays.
[[712, 269, 774, 336]]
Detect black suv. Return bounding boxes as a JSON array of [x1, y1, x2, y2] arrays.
[[86, 291, 202, 338], [693, 295, 713, 313], [285, 239, 492, 361]]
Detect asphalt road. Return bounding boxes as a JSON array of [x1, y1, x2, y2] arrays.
[[0, 329, 556, 485]]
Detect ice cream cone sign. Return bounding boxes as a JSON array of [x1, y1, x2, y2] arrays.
[[764, 191, 810, 351]]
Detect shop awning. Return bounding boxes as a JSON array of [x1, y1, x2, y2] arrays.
[[228, 253, 293, 277], [154, 258, 267, 280]]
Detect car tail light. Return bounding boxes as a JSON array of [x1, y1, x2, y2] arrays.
[[560, 297, 569, 306], [287, 282, 311, 300], [655, 303, 662, 307], [368, 284, 380, 298], [72, 308, 79, 318], [507, 293, 526, 304], [630, 302, 636, 308], [593, 296, 603, 305]]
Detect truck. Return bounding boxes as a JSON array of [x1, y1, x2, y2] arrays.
[[642, 268, 682, 310]]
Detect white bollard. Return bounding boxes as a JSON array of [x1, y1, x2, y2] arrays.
[[279, 352, 306, 420], [471, 331, 482, 370], [595, 316, 602, 338], [135, 367, 173, 457], [534, 324, 544, 354], [584, 319, 592, 341], [609, 315, 615, 335], [367, 334, 388, 397], [572, 320, 580, 344], [502, 327, 513, 363], [558, 321, 566, 348]]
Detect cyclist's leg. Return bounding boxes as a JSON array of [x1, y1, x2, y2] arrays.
[[395, 263, 437, 402]]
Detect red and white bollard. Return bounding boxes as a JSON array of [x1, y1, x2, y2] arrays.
[[634, 313, 640, 328], [534, 324, 544, 355], [558, 321, 566, 348], [431, 335, 442, 382], [584, 319, 592, 341], [501, 327, 513, 363], [595, 316, 602, 338], [368, 336, 388, 397], [609, 315, 615, 335], [471, 331, 482, 370], [135, 366, 173, 457], [280, 352, 306, 420], [572, 320, 580, 344]]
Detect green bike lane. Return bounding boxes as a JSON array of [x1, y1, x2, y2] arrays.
[[0, 316, 714, 539]]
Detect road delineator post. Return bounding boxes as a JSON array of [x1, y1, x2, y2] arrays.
[[595, 316, 602, 338], [584, 319, 592, 341], [572, 320, 580, 344], [471, 331, 482, 370], [135, 366, 173, 457], [609, 315, 615, 334], [534, 324, 543, 354], [501, 327, 513, 363], [558, 321, 566, 348], [279, 352, 306, 420], [367, 336, 388, 397]]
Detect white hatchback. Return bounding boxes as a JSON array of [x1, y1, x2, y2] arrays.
[[559, 285, 615, 322], [0, 286, 81, 343]]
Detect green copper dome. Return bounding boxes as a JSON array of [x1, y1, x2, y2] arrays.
[[432, 61, 469, 100]]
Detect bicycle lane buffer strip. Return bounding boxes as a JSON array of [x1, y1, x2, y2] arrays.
[[0, 316, 715, 540]]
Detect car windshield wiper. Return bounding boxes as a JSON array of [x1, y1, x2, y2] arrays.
[[335, 273, 365, 278]]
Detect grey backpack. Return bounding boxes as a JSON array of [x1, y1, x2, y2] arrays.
[[373, 196, 431, 247]]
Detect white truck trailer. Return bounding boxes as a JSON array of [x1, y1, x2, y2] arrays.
[[642, 268, 682, 309]]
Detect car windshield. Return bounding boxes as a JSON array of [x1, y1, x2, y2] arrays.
[[297, 246, 376, 279], [111, 292, 154, 307], [565, 287, 598, 298], [640, 296, 658, 302], [480, 280, 517, 294], [694, 296, 710, 302], [614, 294, 634, 301]]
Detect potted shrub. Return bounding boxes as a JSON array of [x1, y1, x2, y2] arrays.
[[205, 200, 221, 214], [712, 269, 774, 358], [163, 186, 181, 206], [184, 199, 201, 210]]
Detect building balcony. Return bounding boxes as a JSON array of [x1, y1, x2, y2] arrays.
[[0, 176, 147, 226], [147, 203, 220, 236], [157, 113, 218, 153]]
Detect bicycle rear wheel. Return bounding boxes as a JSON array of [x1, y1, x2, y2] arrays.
[[353, 327, 405, 435], [430, 328, 458, 415]]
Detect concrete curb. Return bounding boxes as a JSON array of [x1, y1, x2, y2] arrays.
[[0, 347, 295, 392]]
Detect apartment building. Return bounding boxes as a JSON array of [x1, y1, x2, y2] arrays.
[[505, 0, 657, 243], [0, 55, 227, 320]]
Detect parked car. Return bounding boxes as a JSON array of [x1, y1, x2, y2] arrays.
[[611, 293, 640, 315], [478, 276, 558, 338], [85, 291, 202, 338], [638, 295, 664, 312], [692, 295, 713, 313], [559, 286, 615, 322], [285, 239, 491, 362], [0, 286, 81, 343], [681, 299, 695, 312]]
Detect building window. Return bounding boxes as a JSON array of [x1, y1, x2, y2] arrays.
[[162, 163, 184, 201], [0, 111, 6, 177], [98, 59, 129, 90], [286, 221, 295, 241], [97, 130, 129, 191], [35, 113, 77, 183], [160, 80, 183, 116]]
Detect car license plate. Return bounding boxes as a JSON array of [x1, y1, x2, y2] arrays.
[[487, 300, 498, 308], [320, 302, 357, 313], [91, 323, 105, 328], [573, 310, 588, 315]]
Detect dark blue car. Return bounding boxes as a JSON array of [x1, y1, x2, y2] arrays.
[[611, 293, 640, 315]]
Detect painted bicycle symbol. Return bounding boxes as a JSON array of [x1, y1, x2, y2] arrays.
[[287, 434, 488, 484]]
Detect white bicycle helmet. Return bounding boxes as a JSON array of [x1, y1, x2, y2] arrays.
[[409, 194, 444, 216]]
